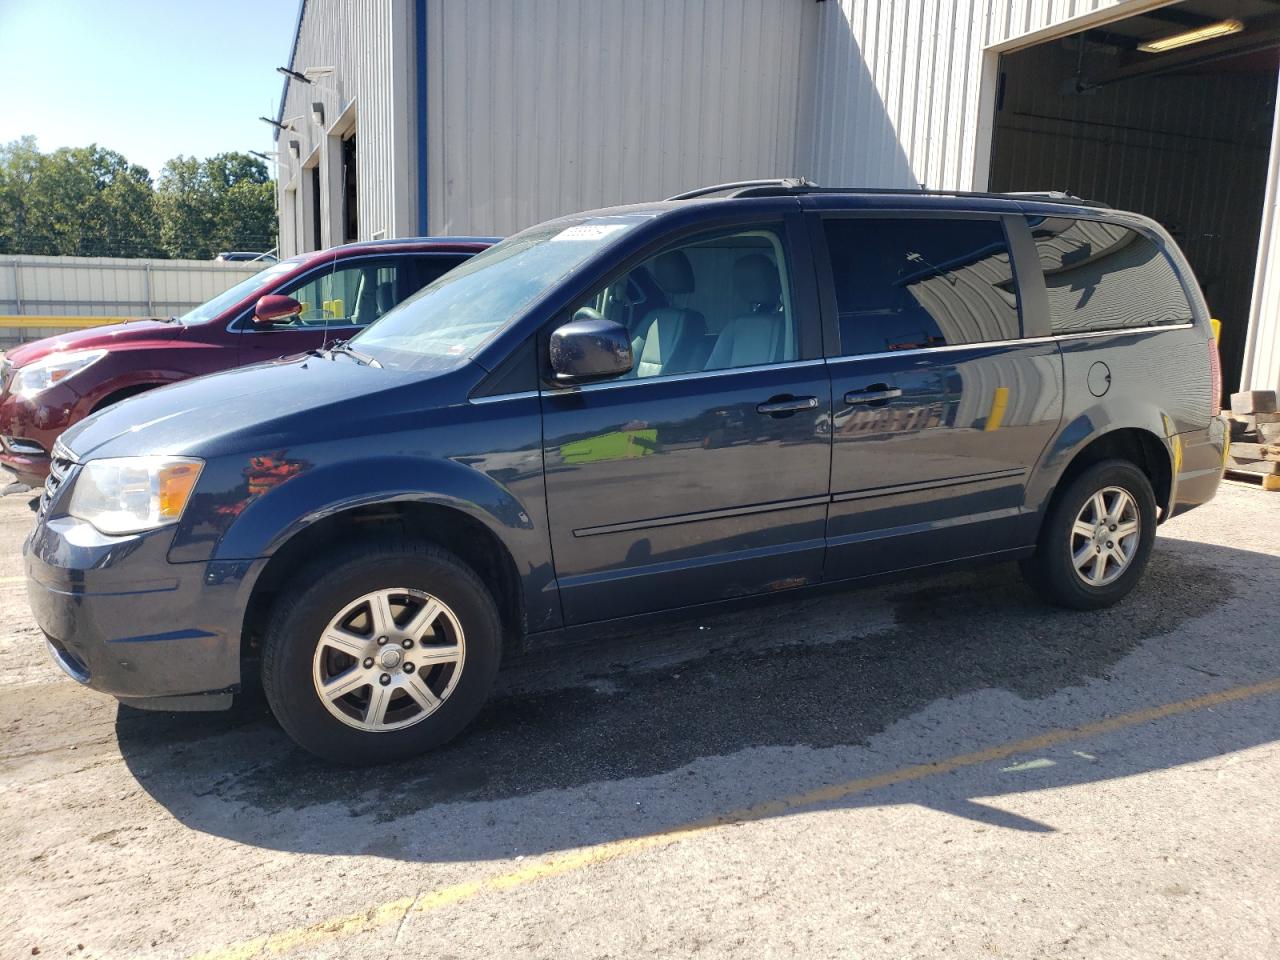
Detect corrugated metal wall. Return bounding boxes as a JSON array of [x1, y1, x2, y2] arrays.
[[284, 0, 1152, 242], [278, 0, 417, 256], [806, 0, 1134, 190], [0, 256, 262, 318], [424, 0, 819, 236]]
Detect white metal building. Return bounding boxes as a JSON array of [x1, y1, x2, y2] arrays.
[[274, 0, 1280, 393]]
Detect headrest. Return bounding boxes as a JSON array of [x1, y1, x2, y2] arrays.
[[734, 253, 781, 306], [650, 250, 695, 295]]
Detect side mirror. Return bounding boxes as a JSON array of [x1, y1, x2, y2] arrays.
[[253, 294, 303, 326], [549, 311, 633, 384]]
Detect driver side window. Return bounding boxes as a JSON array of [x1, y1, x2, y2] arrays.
[[275, 260, 402, 329], [572, 226, 798, 380]]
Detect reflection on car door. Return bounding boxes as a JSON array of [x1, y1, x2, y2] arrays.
[[540, 220, 833, 624], [816, 213, 1064, 580]]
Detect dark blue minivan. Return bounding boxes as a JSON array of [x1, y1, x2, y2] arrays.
[[26, 182, 1227, 763]]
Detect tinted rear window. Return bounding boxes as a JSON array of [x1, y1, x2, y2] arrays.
[[823, 218, 1021, 356], [1027, 217, 1192, 333]]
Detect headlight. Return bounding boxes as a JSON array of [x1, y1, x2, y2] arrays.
[[12, 350, 107, 398], [68, 456, 204, 535]]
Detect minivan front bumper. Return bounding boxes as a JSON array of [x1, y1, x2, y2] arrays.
[[25, 515, 263, 710]]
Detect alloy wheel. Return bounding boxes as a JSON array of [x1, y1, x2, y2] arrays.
[[1069, 486, 1141, 588], [310, 587, 465, 732]]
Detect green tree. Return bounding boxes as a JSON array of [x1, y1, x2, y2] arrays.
[[156, 152, 277, 259], [0, 140, 277, 260], [0, 138, 158, 256], [0, 137, 43, 253], [154, 155, 214, 258]]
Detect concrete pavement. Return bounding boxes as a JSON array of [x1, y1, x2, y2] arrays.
[[1, 482, 1277, 959]]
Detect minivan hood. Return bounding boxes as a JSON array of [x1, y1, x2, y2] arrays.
[[59, 352, 435, 461], [6, 319, 180, 367]]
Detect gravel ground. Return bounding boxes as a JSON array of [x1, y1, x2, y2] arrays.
[[1, 480, 1277, 959]]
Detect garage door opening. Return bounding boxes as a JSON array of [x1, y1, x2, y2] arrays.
[[989, 0, 1280, 396]]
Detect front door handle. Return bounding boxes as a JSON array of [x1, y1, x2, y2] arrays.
[[756, 395, 819, 416], [844, 385, 903, 406]]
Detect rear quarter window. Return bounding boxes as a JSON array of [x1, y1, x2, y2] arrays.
[[1027, 217, 1192, 333]]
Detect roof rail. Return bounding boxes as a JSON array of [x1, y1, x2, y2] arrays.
[[783, 185, 1112, 208], [665, 180, 1110, 208], [1005, 190, 1110, 208], [665, 178, 816, 201]]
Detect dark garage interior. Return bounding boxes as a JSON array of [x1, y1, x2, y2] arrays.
[[989, 0, 1280, 394]]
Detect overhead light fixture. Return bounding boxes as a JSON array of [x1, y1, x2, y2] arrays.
[[249, 150, 279, 161], [259, 116, 290, 132], [277, 65, 312, 83], [1138, 18, 1244, 53], [311, 102, 325, 125], [288, 139, 301, 159]]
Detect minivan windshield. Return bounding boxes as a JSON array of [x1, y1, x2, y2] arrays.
[[352, 214, 652, 369], [176, 259, 300, 325]]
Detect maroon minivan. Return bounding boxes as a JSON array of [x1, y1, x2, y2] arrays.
[[0, 237, 495, 484]]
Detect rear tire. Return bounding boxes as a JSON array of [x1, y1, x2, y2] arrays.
[[1020, 459, 1158, 610], [261, 539, 501, 764]]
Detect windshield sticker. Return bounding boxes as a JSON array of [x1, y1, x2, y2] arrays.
[[550, 223, 630, 243]]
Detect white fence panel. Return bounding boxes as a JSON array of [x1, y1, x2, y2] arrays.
[[0, 255, 266, 347], [1, 255, 264, 319]]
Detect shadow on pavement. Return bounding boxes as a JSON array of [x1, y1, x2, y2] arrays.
[[116, 538, 1280, 862]]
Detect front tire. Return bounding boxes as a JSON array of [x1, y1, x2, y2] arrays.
[[261, 540, 501, 764], [1020, 459, 1158, 610]]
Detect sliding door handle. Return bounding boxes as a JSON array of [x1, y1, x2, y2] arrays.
[[756, 395, 819, 416], [844, 386, 902, 406]]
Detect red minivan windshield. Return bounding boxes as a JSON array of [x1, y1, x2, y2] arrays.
[[176, 259, 300, 325]]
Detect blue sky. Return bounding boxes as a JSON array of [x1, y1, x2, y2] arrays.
[[0, 0, 300, 177]]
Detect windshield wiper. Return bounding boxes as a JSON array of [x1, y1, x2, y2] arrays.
[[327, 340, 381, 368]]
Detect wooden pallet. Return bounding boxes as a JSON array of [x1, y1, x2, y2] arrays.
[[1229, 441, 1280, 461], [1225, 468, 1280, 492]]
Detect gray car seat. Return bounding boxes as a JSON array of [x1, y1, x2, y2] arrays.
[[350, 270, 381, 325], [632, 251, 708, 378], [375, 279, 397, 317], [706, 254, 787, 370]]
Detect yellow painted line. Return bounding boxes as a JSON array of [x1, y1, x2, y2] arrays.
[[0, 575, 25, 586], [189, 675, 1280, 960], [0, 315, 127, 328]]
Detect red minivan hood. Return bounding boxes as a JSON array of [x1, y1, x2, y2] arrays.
[[4, 319, 181, 367]]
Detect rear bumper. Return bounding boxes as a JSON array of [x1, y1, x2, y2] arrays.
[[25, 515, 264, 708], [1167, 418, 1226, 520]]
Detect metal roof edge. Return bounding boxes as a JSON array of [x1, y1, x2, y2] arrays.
[[273, 0, 308, 140]]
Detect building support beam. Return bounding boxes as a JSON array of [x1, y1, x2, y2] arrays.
[[1241, 68, 1280, 393]]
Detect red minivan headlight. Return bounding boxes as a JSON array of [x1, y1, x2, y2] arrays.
[[11, 350, 108, 399]]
